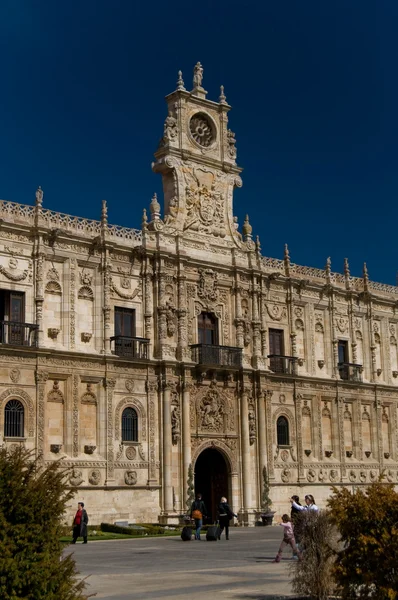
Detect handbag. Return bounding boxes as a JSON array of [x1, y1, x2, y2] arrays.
[[192, 509, 202, 519]]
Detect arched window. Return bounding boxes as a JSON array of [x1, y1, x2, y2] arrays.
[[277, 416, 289, 446], [4, 399, 24, 438], [122, 407, 138, 442], [198, 312, 218, 345]]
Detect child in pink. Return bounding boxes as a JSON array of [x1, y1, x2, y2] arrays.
[[273, 514, 301, 562]]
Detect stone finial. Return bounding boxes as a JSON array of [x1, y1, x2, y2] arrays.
[[101, 200, 108, 226], [193, 62, 204, 88], [344, 258, 351, 289], [149, 193, 161, 221], [35, 186, 43, 207], [219, 85, 227, 104], [284, 243, 291, 277], [325, 257, 331, 284], [255, 235, 262, 254], [177, 70, 185, 91], [142, 208, 148, 230], [242, 214, 252, 241], [363, 262, 369, 291]]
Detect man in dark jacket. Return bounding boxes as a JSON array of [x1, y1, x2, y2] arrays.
[[190, 493, 207, 540], [217, 497, 237, 540], [72, 502, 89, 544]]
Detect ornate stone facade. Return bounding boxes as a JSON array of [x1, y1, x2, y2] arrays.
[[0, 64, 397, 524]]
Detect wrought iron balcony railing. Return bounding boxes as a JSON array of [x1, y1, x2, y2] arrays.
[[338, 362, 363, 382], [268, 355, 298, 375], [110, 336, 150, 360], [0, 320, 38, 347], [190, 344, 242, 368]]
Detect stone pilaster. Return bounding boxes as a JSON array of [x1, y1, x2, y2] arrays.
[[162, 381, 174, 512], [257, 390, 267, 493], [295, 392, 305, 480], [104, 377, 116, 484], [35, 370, 48, 461], [146, 379, 158, 484], [34, 251, 45, 347], [240, 387, 252, 516], [182, 382, 193, 505]]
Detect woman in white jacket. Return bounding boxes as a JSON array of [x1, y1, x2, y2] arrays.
[[290, 494, 319, 511]]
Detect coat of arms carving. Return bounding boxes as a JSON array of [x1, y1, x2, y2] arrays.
[[198, 269, 218, 303]]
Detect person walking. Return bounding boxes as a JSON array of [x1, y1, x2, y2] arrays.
[[273, 514, 301, 562], [290, 494, 303, 546], [190, 493, 207, 540], [291, 494, 319, 512], [72, 502, 89, 544], [217, 497, 237, 540]]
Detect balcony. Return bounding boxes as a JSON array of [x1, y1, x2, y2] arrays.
[[338, 362, 363, 382], [110, 336, 150, 360], [0, 321, 38, 347], [190, 344, 242, 368], [268, 355, 298, 375]]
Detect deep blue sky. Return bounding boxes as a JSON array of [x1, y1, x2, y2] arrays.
[[0, 1, 397, 284]]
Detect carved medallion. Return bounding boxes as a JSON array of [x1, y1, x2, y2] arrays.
[[125, 379, 135, 393], [124, 470, 137, 486], [89, 469, 101, 485], [9, 369, 21, 384], [126, 446, 137, 460]]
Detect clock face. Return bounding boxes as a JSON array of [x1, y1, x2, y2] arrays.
[[189, 113, 215, 147]]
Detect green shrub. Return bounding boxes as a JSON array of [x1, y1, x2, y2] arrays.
[[328, 482, 398, 600], [100, 523, 169, 536], [290, 510, 339, 600], [0, 446, 88, 600]]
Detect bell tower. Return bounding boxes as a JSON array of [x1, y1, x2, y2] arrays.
[[152, 63, 243, 244]]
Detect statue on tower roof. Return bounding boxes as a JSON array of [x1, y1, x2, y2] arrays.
[[193, 62, 204, 88]]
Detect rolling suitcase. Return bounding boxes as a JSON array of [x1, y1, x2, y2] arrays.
[[206, 523, 220, 541], [181, 526, 192, 541]]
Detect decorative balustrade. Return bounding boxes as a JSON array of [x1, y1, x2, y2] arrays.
[[0, 321, 38, 347], [262, 255, 398, 296], [190, 344, 242, 368], [268, 355, 298, 375], [110, 336, 150, 359], [338, 362, 363, 382], [0, 200, 142, 246]]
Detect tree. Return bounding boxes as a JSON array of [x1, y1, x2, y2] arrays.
[[0, 446, 89, 600], [290, 510, 339, 600], [261, 466, 272, 513], [186, 463, 195, 512], [328, 482, 398, 600]]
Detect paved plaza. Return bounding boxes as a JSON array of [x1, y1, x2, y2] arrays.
[[67, 527, 294, 600]]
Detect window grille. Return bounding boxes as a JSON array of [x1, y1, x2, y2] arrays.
[[4, 399, 24, 438], [277, 416, 289, 446], [122, 407, 138, 442]]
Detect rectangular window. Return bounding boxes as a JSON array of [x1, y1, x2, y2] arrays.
[[269, 329, 285, 373], [0, 290, 25, 345], [114, 307, 136, 338], [338, 340, 349, 364], [269, 329, 284, 355]]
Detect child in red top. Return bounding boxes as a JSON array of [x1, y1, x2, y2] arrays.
[[273, 514, 302, 562]]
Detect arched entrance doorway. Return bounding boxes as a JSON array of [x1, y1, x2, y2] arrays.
[[194, 448, 229, 523]]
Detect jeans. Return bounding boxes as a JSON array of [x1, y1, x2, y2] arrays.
[[194, 518, 203, 539]]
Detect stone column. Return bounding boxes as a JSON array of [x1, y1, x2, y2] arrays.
[[163, 381, 174, 513], [240, 387, 252, 517], [182, 382, 193, 507], [35, 370, 49, 461], [257, 391, 267, 494]]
